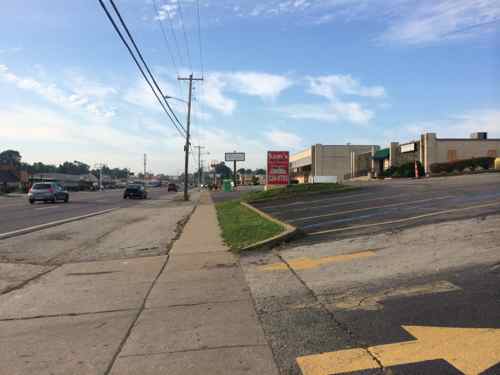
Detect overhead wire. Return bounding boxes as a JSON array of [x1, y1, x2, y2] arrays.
[[98, 0, 186, 138], [176, 0, 193, 73], [162, 0, 186, 72], [196, 0, 204, 78], [152, 0, 181, 84], [107, 0, 186, 134]]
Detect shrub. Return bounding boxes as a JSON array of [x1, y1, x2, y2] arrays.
[[430, 157, 495, 174], [382, 161, 424, 178]]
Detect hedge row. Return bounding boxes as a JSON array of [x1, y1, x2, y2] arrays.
[[430, 157, 495, 174], [382, 161, 425, 178]]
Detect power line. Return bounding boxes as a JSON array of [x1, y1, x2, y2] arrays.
[[176, 0, 193, 73], [162, 0, 186, 71], [196, 0, 204, 78], [152, 0, 180, 81], [98, 0, 186, 138], [107, 0, 186, 134]]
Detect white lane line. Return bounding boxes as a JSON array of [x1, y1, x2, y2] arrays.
[[309, 199, 500, 236], [289, 196, 454, 223], [0, 208, 118, 240], [262, 192, 373, 210], [284, 193, 411, 213], [35, 206, 61, 210]]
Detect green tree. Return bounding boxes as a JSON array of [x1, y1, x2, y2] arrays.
[[255, 168, 266, 175], [215, 162, 232, 179], [0, 150, 21, 166]]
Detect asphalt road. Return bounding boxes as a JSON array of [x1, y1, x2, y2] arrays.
[[0, 187, 179, 235], [252, 174, 500, 243], [240, 205, 500, 374]]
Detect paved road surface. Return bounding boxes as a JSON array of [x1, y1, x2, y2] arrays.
[[0, 187, 176, 235], [240, 210, 500, 374], [252, 174, 500, 244]]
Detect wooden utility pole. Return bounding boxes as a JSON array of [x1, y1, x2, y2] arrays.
[[178, 74, 203, 201]]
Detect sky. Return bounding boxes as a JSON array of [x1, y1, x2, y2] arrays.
[[0, 0, 499, 174]]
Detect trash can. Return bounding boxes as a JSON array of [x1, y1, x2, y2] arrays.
[[223, 179, 232, 192]]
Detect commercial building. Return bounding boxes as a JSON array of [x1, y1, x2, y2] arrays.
[[31, 173, 98, 190], [355, 132, 500, 177], [290, 144, 379, 183]]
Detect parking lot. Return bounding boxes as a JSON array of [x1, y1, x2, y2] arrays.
[[252, 173, 500, 243], [241, 174, 500, 374]]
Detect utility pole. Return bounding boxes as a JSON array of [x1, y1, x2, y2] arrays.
[[143, 153, 147, 182], [178, 74, 203, 201], [193, 145, 209, 187]]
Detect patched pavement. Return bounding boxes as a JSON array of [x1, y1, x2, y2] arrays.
[[239, 210, 500, 374], [251, 174, 500, 243]]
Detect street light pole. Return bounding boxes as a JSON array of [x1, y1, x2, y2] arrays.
[[178, 74, 203, 201]]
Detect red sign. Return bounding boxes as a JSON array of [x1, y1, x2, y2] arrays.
[[267, 151, 290, 185]]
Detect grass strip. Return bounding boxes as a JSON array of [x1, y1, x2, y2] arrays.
[[216, 200, 284, 251], [242, 183, 357, 203]]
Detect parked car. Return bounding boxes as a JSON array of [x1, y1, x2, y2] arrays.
[[28, 182, 69, 204], [123, 184, 147, 199], [167, 183, 178, 192]]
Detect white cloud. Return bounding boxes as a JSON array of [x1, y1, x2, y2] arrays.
[[307, 75, 385, 99], [228, 72, 293, 99], [379, 0, 500, 45], [0, 64, 115, 119], [198, 75, 236, 115], [278, 100, 374, 125], [265, 130, 303, 149], [279, 74, 382, 125], [154, 1, 178, 21]]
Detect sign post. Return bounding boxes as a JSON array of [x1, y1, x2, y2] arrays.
[[267, 151, 290, 189], [225, 152, 246, 189]]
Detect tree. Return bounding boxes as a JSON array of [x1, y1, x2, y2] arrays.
[[237, 168, 246, 174], [0, 150, 21, 166], [255, 168, 266, 175], [58, 161, 90, 175], [214, 162, 232, 179]]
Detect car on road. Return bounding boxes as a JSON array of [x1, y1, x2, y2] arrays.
[[167, 183, 178, 192], [123, 184, 148, 199], [28, 182, 69, 204]]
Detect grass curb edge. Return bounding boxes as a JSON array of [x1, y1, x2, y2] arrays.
[[239, 201, 304, 252]]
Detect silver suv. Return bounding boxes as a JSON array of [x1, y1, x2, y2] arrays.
[[28, 182, 69, 204]]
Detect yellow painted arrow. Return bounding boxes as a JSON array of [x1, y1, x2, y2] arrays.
[[297, 325, 500, 375]]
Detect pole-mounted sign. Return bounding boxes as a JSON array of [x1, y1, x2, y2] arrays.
[[225, 152, 246, 162], [225, 152, 245, 187], [267, 151, 290, 186]]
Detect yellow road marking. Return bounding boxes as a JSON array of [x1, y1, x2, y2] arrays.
[[297, 325, 500, 375], [290, 195, 453, 222], [260, 251, 375, 271], [310, 199, 500, 236]]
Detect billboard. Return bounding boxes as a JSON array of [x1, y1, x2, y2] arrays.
[[267, 151, 290, 185], [225, 152, 246, 162]]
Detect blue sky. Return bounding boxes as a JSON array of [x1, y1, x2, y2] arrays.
[[1, 0, 499, 174]]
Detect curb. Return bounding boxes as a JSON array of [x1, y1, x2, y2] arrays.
[[239, 201, 303, 252], [0, 208, 117, 240]]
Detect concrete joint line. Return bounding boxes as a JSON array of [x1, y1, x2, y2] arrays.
[[104, 194, 201, 374], [273, 251, 383, 371], [0, 208, 118, 240], [0, 265, 59, 296], [118, 344, 269, 359], [0, 307, 138, 322], [240, 201, 304, 251]]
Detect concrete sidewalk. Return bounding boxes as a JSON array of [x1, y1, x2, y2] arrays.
[[109, 193, 279, 374], [0, 192, 277, 374]]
